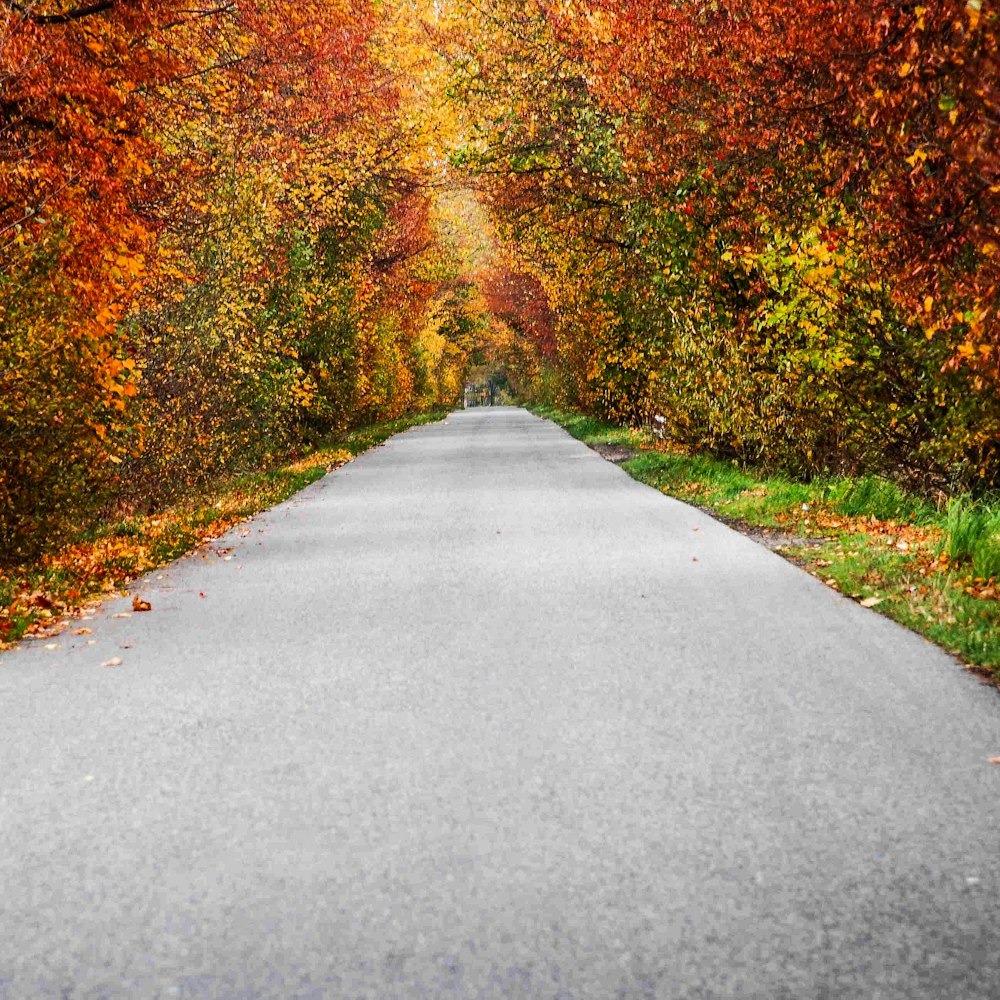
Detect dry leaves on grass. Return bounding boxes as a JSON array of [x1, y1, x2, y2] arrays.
[[2, 510, 242, 646]]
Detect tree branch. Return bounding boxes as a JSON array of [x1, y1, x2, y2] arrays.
[[7, 1, 116, 25]]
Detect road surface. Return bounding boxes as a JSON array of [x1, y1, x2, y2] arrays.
[[1, 407, 998, 999]]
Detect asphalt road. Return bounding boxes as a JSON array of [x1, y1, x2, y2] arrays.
[[2, 407, 999, 1000]]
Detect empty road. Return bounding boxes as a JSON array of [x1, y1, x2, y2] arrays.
[[1, 407, 999, 999]]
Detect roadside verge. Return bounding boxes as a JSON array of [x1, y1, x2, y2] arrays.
[[531, 404, 1000, 686], [0, 411, 448, 649]]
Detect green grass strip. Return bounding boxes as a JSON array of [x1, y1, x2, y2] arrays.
[[531, 403, 1000, 683]]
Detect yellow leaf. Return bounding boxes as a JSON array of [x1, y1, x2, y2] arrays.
[[898, 62, 913, 78]]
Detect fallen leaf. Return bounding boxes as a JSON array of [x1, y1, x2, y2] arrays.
[[44, 643, 60, 651], [74, 627, 93, 636], [101, 657, 123, 668], [132, 595, 152, 612], [112, 612, 131, 619], [988, 757, 1000, 765], [199, 592, 206, 599], [860, 596, 883, 608]]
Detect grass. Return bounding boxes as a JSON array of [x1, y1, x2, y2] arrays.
[[531, 403, 1000, 684], [0, 410, 448, 648], [943, 498, 1000, 580]]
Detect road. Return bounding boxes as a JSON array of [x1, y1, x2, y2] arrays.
[[1, 407, 999, 999]]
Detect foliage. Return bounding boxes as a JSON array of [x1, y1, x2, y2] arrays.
[[447, 0, 1000, 491], [0, 0, 475, 559]]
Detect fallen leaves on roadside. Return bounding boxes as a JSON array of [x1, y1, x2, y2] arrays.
[[131, 596, 152, 612], [964, 580, 999, 601], [101, 657, 123, 668], [0, 419, 427, 650], [989, 757, 1000, 766], [860, 596, 883, 608]]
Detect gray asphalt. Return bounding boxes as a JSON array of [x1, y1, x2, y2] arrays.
[[1, 406, 999, 1000]]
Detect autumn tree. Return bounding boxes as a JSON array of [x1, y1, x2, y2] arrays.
[[0, 0, 468, 557], [446, 0, 1000, 487]]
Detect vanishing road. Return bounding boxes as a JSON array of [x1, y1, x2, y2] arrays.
[[1, 407, 999, 999]]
